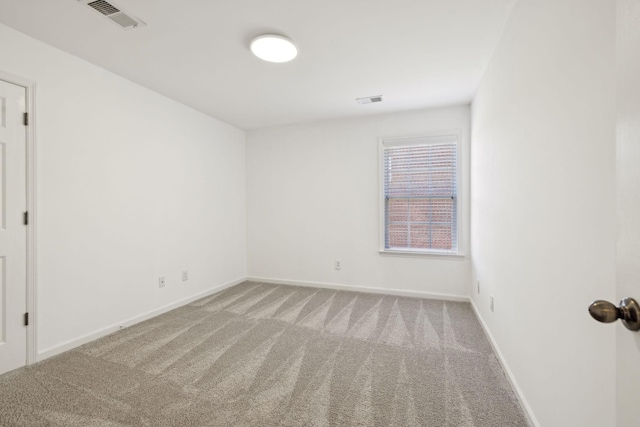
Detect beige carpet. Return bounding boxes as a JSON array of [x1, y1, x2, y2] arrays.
[[0, 281, 528, 426]]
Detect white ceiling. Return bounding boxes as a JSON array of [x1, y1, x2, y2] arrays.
[[0, 0, 514, 130]]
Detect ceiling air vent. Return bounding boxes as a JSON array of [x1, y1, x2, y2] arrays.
[[356, 95, 383, 105], [78, 0, 146, 30]]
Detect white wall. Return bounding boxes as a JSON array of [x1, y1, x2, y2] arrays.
[[470, 1, 616, 426], [247, 106, 470, 298], [0, 24, 247, 357]]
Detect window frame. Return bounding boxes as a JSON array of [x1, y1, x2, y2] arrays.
[[378, 131, 463, 257]]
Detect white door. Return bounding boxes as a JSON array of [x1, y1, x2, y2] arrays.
[[0, 79, 27, 376], [617, 1, 640, 425]]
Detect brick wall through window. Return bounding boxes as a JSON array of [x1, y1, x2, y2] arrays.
[[383, 139, 457, 252]]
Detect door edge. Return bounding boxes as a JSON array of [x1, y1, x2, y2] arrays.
[[0, 70, 38, 366]]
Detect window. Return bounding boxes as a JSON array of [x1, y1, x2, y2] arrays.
[[380, 134, 459, 254]]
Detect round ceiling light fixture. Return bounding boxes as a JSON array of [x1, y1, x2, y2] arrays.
[[250, 34, 298, 63]]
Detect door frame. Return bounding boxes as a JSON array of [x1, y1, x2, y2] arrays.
[[0, 70, 37, 365]]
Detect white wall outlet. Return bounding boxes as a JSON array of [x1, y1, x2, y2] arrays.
[[490, 295, 494, 312], [182, 270, 188, 281], [477, 279, 480, 294], [159, 277, 165, 288], [335, 260, 342, 270]]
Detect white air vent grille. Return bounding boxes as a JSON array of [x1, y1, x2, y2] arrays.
[[88, 0, 119, 15], [78, 0, 146, 30], [109, 12, 139, 28], [356, 95, 383, 105]]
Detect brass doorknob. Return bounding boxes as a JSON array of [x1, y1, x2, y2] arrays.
[[588, 298, 640, 331]]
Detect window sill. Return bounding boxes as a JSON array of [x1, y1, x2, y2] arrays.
[[378, 249, 466, 259]]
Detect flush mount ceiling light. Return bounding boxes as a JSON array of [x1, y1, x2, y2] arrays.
[[250, 35, 298, 63]]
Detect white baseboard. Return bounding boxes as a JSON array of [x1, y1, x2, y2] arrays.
[[470, 300, 540, 427], [247, 276, 470, 302], [37, 276, 247, 362]]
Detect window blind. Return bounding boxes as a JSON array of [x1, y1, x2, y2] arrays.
[[383, 136, 458, 253]]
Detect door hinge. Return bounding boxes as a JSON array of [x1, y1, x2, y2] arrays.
[[23, 211, 28, 225], [24, 313, 29, 326], [23, 112, 28, 126]]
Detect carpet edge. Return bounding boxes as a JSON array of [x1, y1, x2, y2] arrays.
[[247, 276, 470, 302], [470, 299, 540, 427], [36, 276, 248, 362]]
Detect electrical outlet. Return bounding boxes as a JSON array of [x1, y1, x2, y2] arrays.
[[335, 260, 342, 270], [182, 270, 188, 281], [490, 295, 494, 312], [477, 279, 480, 294], [159, 277, 165, 288]]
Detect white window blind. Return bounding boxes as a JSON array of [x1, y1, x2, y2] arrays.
[[383, 135, 458, 253]]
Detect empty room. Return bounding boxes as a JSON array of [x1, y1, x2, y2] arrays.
[[0, 0, 638, 426]]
